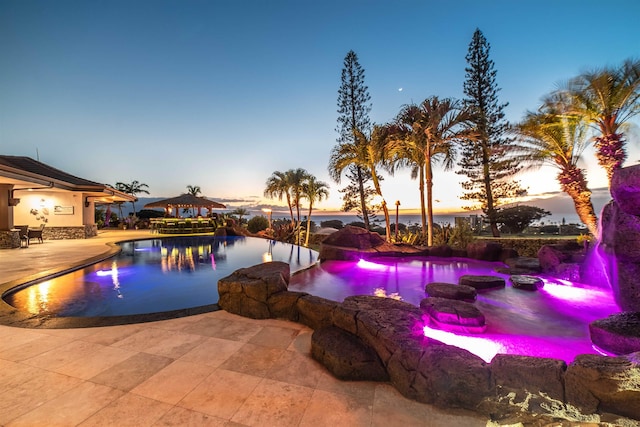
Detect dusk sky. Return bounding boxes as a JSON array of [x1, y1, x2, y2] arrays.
[[2, 0, 639, 218]]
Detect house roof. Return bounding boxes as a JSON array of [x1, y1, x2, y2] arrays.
[[0, 155, 134, 202]]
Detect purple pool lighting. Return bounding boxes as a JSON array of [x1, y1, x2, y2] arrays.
[[288, 257, 621, 363]]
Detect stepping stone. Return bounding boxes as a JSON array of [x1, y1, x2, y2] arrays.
[[510, 275, 544, 291], [425, 282, 477, 302], [459, 275, 505, 290], [420, 297, 486, 333], [590, 312, 640, 355]]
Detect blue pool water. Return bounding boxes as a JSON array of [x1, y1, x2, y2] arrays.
[[5, 236, 318, 317]]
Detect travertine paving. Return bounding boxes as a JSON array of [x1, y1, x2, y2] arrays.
[[0, 231, 487, 426]]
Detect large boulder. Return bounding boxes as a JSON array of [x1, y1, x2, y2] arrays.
[[319, 225, 425, 261], [600, 201, 640, 311], [491, 354, 567, 413], [565, 352, 640, 420], [311, 326, 388, 381], [321, 225, 385, 249], [589, 312, 640, 355], [611, 164, 640, 215], [217, 261, 290, 318]]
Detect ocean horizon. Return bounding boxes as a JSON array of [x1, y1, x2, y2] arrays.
[[283, 213, 584, 227]]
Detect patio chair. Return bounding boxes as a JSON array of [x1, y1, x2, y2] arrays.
[[28, 224, 45, 244]]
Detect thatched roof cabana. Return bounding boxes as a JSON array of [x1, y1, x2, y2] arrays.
[[144, 194, 226, 217]]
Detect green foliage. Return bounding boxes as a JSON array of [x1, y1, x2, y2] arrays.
[[494, 205, 551, 234], [339, 166, 379, 228], [432, 222, 476, 249], [247, 215, 269, 233], [457, 29, 525, 236]]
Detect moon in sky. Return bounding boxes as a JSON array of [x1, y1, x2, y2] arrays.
[[398, 87, 403, 92]]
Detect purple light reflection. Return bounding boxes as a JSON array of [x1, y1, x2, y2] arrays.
[[289, 257, 621, 362]]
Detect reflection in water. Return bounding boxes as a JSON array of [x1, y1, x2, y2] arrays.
[[5, 236, 318, 318]]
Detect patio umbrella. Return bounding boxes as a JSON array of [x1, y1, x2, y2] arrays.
[[143, 194, 226, 217]]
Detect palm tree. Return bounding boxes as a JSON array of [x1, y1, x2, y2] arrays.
[[301, 175, 329, 246], [264, 171, 295, 225], [388, 97, 475, 246], [186, 185, 202, 216], [115, 180, 149, 216], [230, 207, 250, 226], [513, 98, 598, 235], [329, 125, 394, 240], [286, 168, 311, 245], [565, 59, 640, 184]]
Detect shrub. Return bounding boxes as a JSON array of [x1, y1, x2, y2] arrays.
[[247, 215, 269, 233], [320, 219, 344, 229]]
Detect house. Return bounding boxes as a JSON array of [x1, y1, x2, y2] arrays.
[[0, 155, 135, 248]]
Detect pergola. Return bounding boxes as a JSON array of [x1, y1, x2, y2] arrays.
[[143, 194, 226, 217]]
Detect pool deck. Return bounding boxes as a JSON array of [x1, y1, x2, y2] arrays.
[[0, 230, 488, 426]]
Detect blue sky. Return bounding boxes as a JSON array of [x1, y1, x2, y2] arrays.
[[2, 0, 639, 217]]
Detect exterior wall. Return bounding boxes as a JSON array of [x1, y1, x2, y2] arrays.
[[13, 191, 87, 228], [0, 184, 14, 231]]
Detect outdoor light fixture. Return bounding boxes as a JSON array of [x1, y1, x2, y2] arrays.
[[262, 208, 272, 228]]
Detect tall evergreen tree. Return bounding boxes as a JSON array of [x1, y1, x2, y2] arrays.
[[457, 29, 525, 237], [332, 50, 375, 230]]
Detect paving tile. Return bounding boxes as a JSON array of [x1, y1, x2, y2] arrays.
[[178, 336, 244, 367], [0, 327, 52, 352], [248, 325, 300, 349], [265, 349, 324, 388], [112, 327, 205, 358], [22, 339, 106, 371], [90, 352, 173, 391], [0, 333, 73, 362], [231, 378, 314, 427], [6, 381, 123, 427], [180, 317, 262, 342], [131, 360, 215, 405], [78, 393, 172, 427], [55, 345, 137, 379], [0, 369, 82, 425], [299, 388, 373, 427], [218, 342, 284, 377], [82, 323, 147, 345], [314, 370, 377, 401], [152, 407, 227, 426], [178, 368, 261, 419]]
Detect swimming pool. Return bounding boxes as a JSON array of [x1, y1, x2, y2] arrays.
[[4, 236, 318, 317], [288, 257, 620, 362]]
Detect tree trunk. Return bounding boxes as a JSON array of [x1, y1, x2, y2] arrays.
[[482, 143, 500, 237], [594, 132, 626, 186], [371, 167, 391, 242], [305, 205, 313, 247], [356, 166, 370, 230], [426, 153, 434, 247], [419, 165, 427, 241], [559, 168, 598, 236]]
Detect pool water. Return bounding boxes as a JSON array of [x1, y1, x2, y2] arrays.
[[5, 236, 318, 317], [288, 257, 621, 362]]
